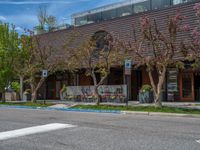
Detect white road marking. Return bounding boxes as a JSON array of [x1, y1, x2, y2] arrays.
[[0, 123, 76, 141], [196, 139, 200, 144]]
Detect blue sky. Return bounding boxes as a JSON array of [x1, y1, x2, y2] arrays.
[[0, 0, 123, 33]]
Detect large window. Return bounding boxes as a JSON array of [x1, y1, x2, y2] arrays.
[[152, 0, 171, 10], [87, 13, 102, 24], [102, 9, 117, 21], [173, 0, 193, 5], [133, 0, 150, 14], [75, 16, 87, 26], [117, 5, 132, 17]]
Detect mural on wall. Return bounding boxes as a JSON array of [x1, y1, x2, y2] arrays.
[[61, 85, 127, 102]]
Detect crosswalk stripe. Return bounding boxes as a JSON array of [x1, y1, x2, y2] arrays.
[[196, 139, 200, 144], [0, 123, 76, 141]]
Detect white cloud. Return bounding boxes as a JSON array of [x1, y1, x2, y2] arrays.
[[5, 14, 38, 30], [0, 16, 6, 21], [15, 26, 23, 31], [0, 0, 72, 5]]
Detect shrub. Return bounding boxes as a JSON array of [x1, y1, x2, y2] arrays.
[[11, 81, 20, 93], [140, 84, 152, 92]]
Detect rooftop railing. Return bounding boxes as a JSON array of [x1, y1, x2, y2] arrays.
[[72, 0, 197, 26]]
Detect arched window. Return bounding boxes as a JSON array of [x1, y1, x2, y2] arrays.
[[91, 30, 111, 59], [92, 30, 110, 49]]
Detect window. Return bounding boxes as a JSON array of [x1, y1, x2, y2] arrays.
[[117, 5, 132, 17], [102, 9, 117, 21], [87, 13, 102, 24], [91, 31, 110, 58], [173, 0, 193, 5], [134, 0, 150, 13], [152, 0, 171, 10], [75, 16, 87, 26], [93, 31, 109, 49]]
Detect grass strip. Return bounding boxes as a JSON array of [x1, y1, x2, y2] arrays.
[[0, 102, 51, 107], [72, 105, 200, 115]]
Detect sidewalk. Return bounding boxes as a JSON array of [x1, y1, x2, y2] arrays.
[[129, 101, 200, 110], [38, 100, 200, 109]]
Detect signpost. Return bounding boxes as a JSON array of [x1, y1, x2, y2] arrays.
[[124, 59, 132, 106], [42, 70, 48, 103], [125, 59, 132, 75]]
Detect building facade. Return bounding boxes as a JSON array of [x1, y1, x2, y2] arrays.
[[37, 0, 200, 102]]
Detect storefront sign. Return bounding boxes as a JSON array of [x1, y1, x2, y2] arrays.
[[167, 69, 178, 101], [167, 69, 178, 92]]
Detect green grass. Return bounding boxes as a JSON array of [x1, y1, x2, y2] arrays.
[[72, 105, 200, 115], [0, 102, 52, 107]]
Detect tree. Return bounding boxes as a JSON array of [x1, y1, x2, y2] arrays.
[[46, 15, 57, 31], [37, 7, 57, 32], [37, 6, 48, 30], [13, 35, 31, 100], [117, 11, 188, 107], [182, 3, 200, 67], [0, 23, 20, 102], [71, 31, 124, 105], [20, 31, 65, 103]]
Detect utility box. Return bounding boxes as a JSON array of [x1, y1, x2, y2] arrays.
[[5, 92, 17, 101]]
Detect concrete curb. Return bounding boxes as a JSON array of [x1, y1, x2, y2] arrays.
[[122, 111, 200, 118], [121, 111, 149, 115], [0, 105, 121, 114], [1, 105, 200, 118]]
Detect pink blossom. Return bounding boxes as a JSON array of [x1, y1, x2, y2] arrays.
[[194, 3, 200, 17], [140, 16, 150, 29], [173, 10, 184, 23], [180, 24, 190, 31], [192, 27, 200, 37]]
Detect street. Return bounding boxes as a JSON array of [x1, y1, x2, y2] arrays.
[[0, 108, 200, 150]]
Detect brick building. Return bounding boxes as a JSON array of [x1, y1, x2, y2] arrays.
[[37, 0, 200, 102]]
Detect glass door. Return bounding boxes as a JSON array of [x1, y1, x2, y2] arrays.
[[47, 81, 55, 99], [55, 81, 62, 99], [180, 73, 194, 101]]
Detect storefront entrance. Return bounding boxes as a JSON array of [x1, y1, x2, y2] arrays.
[[194, 73, 200, 101], [46, 80, 63, 100], [180, 72, 194, 101], [46, 72, 74, 100], [131, 70, 142, 100]]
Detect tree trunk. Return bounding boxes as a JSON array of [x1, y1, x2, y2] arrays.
[[31, 90, 37, 103], [91, 71, 107, 106], [154, 79, 164, 108], [148, 67, 166, 108], [154, 92, 162, 108], [94, 86, 101, 106], [31, 77, 46, 103], [19, 76, 24, 101], [2, 92, 5, 103]]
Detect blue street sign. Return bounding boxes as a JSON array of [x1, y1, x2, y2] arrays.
[[125, 59, 132, 69], [42, 70, 48, 77]]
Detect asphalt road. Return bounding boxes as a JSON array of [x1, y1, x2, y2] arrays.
[[0, 108, 200, 150]]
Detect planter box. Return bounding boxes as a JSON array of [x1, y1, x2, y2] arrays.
[[139, 91, 154, 103], [23, 94, 31, 101], [5, 92, 17, 101]]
